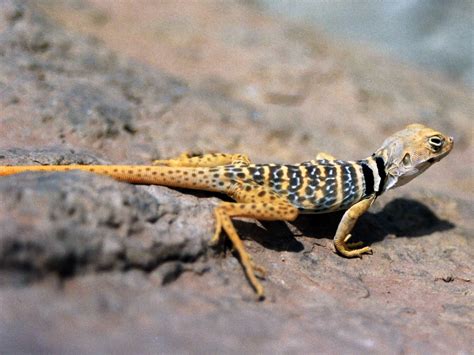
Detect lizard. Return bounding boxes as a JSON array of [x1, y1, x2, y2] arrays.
[[0, 123, 453, 299]]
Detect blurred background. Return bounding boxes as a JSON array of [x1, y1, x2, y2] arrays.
[[262, 0, 474, 87], [5, 0, 473, 193]]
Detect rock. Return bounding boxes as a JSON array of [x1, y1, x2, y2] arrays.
[[0, 151, 213, 281], [0, 0, 472, 353]]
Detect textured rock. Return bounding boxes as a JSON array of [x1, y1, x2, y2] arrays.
[[0, 148, 216, 279], [0, 0, 187, 162], [0, 0, 472, 354]]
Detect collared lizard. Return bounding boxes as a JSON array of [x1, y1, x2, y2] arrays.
[[0, 124, 453, 299]]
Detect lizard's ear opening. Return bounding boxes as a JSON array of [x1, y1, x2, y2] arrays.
[[402, 153, 411, 166]]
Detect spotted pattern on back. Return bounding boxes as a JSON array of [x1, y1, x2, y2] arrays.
[[220, 161, 366, 212]]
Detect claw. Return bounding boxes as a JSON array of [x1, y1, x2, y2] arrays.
[[346, 241, 364, 249], [336, 234, 372, 258], [251, 261, 267, 278]]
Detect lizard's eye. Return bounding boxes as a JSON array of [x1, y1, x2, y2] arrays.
[[402, 153, 411, 166], [428, 136, 443, 151]]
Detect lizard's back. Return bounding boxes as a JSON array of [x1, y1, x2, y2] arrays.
[[216, 159, 373, 212]]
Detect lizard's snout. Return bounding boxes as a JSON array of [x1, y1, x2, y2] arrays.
[[446, 136, 454, 151]]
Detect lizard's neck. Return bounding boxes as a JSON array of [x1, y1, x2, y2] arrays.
[[370, 147, 410, 193], [360, 154, 388, 196]]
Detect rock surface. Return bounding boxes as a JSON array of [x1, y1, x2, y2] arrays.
[[0, 0, 472, 353]]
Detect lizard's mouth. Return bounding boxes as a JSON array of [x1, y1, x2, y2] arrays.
[[428, 150, 451, 164]]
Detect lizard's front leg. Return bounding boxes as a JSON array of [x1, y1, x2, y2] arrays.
[[333, 195, 376, 257]]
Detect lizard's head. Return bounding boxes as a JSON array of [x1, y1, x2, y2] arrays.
[[374, 123, 453, 191]]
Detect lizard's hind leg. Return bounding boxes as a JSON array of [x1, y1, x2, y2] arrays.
[[211, 183, 299, 299], [154, 153, 251, 167]]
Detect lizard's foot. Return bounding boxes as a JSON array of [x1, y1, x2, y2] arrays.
[[251, 260, 267, 278], [209, 209, 266, 281], [336, 234, 373, 258], [333, 196, 375, 258], [153, 153, 191, 166], [153, 153, 251, 168], [344, 234, 365, 249]]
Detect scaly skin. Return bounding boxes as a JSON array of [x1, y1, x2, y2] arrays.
[[0, 124, 453, 299]]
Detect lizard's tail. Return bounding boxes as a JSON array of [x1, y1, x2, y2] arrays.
[[0, 165, 226, 192]]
